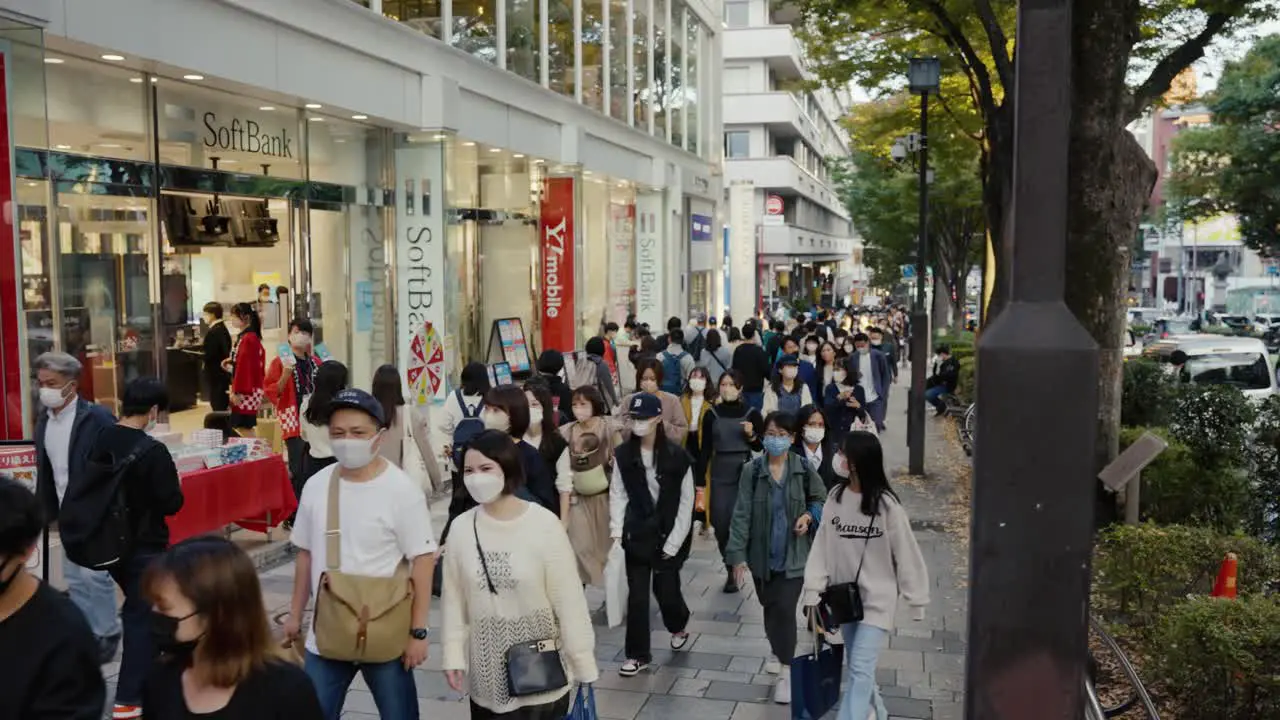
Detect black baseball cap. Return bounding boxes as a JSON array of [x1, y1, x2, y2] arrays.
[[328, 388, 386, 426]]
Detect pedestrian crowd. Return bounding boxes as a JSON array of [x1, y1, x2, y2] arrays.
[[0, 302, 941, 720]]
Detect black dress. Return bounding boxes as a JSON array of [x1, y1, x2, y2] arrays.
[[143, 658, 323, 720]]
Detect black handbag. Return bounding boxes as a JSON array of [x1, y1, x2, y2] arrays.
[[474, 517, 568, 697], [818, 514, 875, 626]]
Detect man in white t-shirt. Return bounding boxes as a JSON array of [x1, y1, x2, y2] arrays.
[[284, 388, 437, 720]]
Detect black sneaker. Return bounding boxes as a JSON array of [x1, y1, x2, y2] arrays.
[[723, 576, 739, 594]]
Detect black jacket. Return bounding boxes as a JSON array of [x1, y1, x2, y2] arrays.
[[90, 426, 185, 550], [615, 439, 694, 566], [35, 399, 116, 523], [929, 356, 961, 393], [203, 322, 233, 384], [731, 343, 772, 392], [795, 439, 839, 492], [541, 373, 576, 424]]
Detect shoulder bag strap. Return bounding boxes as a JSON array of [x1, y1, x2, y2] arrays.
[[852, 512, 876, 583], [473, 515, 497, 595], [325, 473, 341, 570]]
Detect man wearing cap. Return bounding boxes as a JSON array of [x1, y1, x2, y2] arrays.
[[284, 389, 438, 719]]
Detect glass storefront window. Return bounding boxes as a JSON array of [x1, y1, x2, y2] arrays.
[[548, 0, 575, 96], [453, 0, 499, 64], [633, 0, 650, 129], [157, 81, 305, 179], [506, 0, 540, 82], [43, 57, 150, 163], [384, 0, 444, 39], [686, 16, 700, 155], [580, 176, 609, 344], [608, 0, 628, 122], [669, 1, 684, 148], [653, 0, 667, 140], [607, 184, 636, 326], [582, 0, 605, 111]]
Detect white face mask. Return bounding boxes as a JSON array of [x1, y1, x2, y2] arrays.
[[529, 407, 544, 426], [689, 377, 706, 393], [782, 367, 799, 380], [38, 385, 71, 410], [721, 386, 740, 402], [331, 433, 381, 470], [572, 406, 593, 422], [833, 370, 848, 384], [464, 472, 506, 504], [805, 344, 819, 355], [640, 379, 659, 394], [833, 453, 850, 478], [631, 418, 654, 437], [290, 333, 311, 350], [483, 411, 511, 433], [804, 427, 825, 444]]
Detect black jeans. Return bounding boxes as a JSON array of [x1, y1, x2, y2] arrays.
[[468, 693, 570, 719], [624, 555, 690, 662], [109, 550, 162, 706], [753, 574, 804, 663]]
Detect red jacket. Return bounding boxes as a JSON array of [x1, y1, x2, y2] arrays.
[[230, 331, 266, 416], [264, 354, 321, 440]]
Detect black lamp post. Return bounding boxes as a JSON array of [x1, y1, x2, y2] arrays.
[[906, 56, 940, 477]]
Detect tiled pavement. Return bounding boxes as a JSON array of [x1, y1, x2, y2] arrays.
[[103, 387, 969, 719]]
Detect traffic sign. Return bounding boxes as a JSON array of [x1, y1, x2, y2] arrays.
[[765, 195, 784, 215], [901, 265, 916, 279]]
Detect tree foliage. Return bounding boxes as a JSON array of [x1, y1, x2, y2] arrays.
[[1166, 34, 1280, 254]]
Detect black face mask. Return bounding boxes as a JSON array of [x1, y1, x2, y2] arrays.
[[0, 558, 21, 597], [150, 610, 201, 661]]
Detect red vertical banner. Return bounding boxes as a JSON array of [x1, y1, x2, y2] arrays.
[[0, 50, 24, 440], [540, 176, 576, 352]]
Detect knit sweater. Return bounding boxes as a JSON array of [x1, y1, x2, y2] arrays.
[[441, 503, 599, 713], [800, 489, 930, 632]]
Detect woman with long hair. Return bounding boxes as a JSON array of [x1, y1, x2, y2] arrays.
[[441, 431, 599, 718], [698, 330, 733, 386], [559, 386, 619, 585], [609, 393, 695, 677], [523, 378, 571, 520], [435, 361, 491, 465], [795, 405, 838, 491], [299, 361, 348, 482], [446, 385, 555, 523], [142, 536, 322, 719], [226, 302, 266, 434], [823, 358, 869, 441], [724, 411, 827, 704], [371, 363, 442, 493], [699, 369, 764, 592], [802, 432, 930, 720], [814, 341, 841, 398], [613, 357, 689, 444], [681, 366, 716, 532], [762, 355, 813, 415]]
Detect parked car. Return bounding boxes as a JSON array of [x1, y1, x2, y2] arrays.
[[1217, 314, 1255, 335], [1149, 317, 1197, 341], [1143, 336, 1277, 401]]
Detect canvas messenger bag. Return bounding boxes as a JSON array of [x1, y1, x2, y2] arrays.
[[313, 475, 415, 663]]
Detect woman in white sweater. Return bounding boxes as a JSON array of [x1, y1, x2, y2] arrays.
[[442, 429, 598, 718], [801, 431, 929, 720]]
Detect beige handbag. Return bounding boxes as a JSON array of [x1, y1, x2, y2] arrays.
[[312, 475, 415, 663], [569, 423, 610, 496]]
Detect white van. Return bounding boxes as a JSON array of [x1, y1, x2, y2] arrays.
[[1142, 336, 1277, 401]]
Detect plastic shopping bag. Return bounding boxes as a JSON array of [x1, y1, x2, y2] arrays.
[[565, 684, 599, 720], [604, 541, 626, 628]]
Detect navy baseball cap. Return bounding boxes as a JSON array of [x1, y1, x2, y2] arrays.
[[776, 353, 800, 367], [328, 388, 386, 426], [627, 393, 663, 419]]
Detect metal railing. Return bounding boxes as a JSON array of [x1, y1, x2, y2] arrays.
[[1085, 616, 1161, 719]]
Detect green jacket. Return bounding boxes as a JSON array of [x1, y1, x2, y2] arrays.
[[724, 453, 828, 581]]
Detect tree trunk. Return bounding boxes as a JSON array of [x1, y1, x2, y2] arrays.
[[980, 106, 1015, 325], [952, 287, 968, 336], [933, 275, 951, 338], [1068, 0, 1156, 483]]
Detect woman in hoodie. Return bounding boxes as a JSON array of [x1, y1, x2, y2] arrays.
[[802, 431, 930, 720]]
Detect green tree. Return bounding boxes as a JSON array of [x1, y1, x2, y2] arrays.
[[798, 0, 1279, 471], [1167, 34, 1280, 253]]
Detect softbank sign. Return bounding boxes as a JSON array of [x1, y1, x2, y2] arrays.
[[202, 113, 293, 158], [540, 177, 576, 351]]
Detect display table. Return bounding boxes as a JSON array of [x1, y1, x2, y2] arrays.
[[167, 455, 296, 543]]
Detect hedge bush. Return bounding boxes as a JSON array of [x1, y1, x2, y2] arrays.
[[1248, 396, 1280, 543], [1166, 383, 1256, 468], [1092, 523, 1280, 628], [1121, 359, 1173, 427], [1120, 427, 1252, 532], [1148, 595, 1280, 720]]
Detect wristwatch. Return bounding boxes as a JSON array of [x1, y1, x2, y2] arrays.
[[410, 627, 430, 640]]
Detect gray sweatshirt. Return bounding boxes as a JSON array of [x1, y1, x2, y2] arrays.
[[801, 489, 930, 631]]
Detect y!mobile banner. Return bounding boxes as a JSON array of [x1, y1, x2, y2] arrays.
[[540, 177, 576, 351], [0, 47, 24, 439]]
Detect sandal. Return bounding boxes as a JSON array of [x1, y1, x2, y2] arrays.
[[619, 658, 649, 677]]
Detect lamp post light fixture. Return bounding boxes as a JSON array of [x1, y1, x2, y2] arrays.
[[906, 56, 940, 477]]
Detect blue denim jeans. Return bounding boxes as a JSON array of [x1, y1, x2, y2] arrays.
[[61, 546, 121, 642], [304, 651, 419, 720], [924, 385, 949, 410], [838, 622, 889, 720]]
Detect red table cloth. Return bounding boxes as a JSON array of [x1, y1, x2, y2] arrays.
[[167, 455, 297, 543]]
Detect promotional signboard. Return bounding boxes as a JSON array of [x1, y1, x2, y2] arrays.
[[608, 203, 635, 324], [0, 442, 43, 574], [488, 318, 533, 373], [540, 177, 576, 351], [691, 214, 713, 242], [728, 183, 757, 318], [634, 193, 665, 328], [395, 144, 448, 404], [0, 47, 26, 439]]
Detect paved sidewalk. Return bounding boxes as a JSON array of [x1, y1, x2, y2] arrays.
[[103, 388, 970, 719]]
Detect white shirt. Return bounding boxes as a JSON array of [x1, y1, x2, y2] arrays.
[[523, 432, 573, 493], [44, 402, 78, 505], [608, 447, 695, 557], [858, 351, 879, 403], [300, 397, 334, 459], [804, 444, 824, 469], [689, 396, 705, 432], [291, 462, 438, 655]]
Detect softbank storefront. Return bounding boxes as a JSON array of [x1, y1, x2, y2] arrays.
[[0, 0, 719, 435]]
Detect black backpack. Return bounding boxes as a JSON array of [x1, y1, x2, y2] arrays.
[[60, 443, 148, 571], [451, 390, 486, 469]]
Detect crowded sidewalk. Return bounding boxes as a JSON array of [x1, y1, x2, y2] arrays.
[[99, 388, 969, 720]]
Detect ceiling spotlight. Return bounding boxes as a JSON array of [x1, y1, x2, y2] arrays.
[[150, 77, 158, 83], [305, 103, 322, 109], [351, 114, 368, 120], [129, 77, 143, 84], [489, 147, 501, 153], [43, 57, 64, 64], [432, 134, 448, 140], [513, 153, 525, 158], [462, 141, 476, 147], [308, 116, 324, 122], [101, 54, 125, 61], [97, 143, 122, 149], [54, 144, 71, 150], [183, 74, 204, 81], [259, 106, 275, 111]]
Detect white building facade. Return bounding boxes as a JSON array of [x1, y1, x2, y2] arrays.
[[0, 0, 721, 431], [720, 0, 859, 317]]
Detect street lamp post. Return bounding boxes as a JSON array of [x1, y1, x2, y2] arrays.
[[906, 57, 939, 477]]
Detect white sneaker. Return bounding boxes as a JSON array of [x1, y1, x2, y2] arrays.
[[762, 655, 782, 674], [773, 674, 791, 704]]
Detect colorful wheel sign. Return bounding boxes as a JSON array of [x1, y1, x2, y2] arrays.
[[406, 321, 445, 404]]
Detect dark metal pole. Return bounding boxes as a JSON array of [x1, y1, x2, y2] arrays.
[[908, 94, 929, 475], [965, 0, 1099, 717]]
